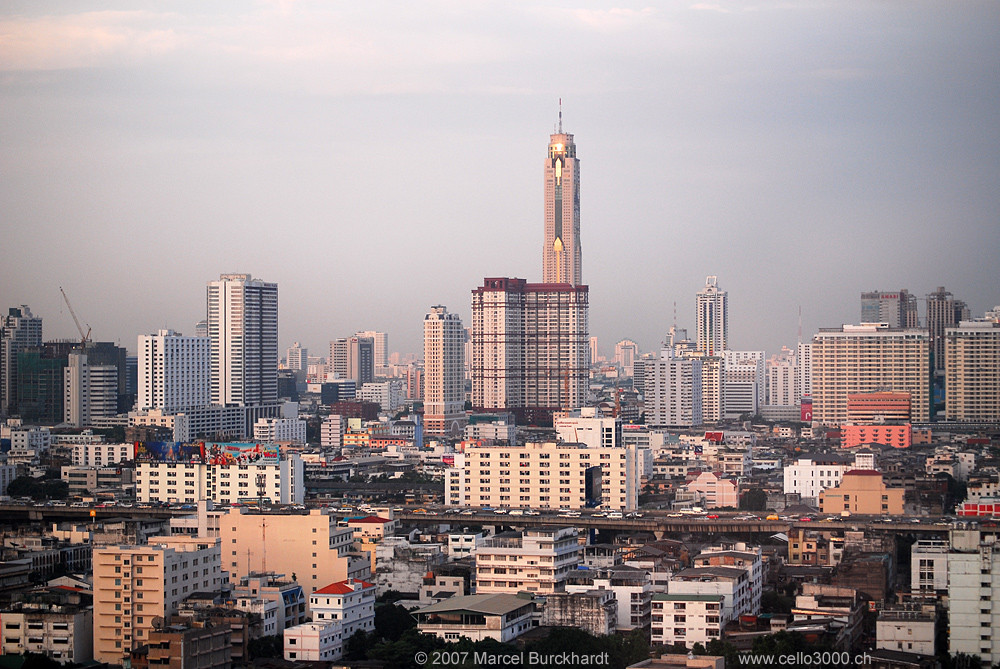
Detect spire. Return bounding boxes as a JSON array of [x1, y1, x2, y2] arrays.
[[558, 98, 563, 133]]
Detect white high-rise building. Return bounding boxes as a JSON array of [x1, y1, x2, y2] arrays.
[[1, 305, 42, 416], [944, 320, 1000, 422], [542, 109, 582, 286], [766, 347, 797, 407], [646, 349, 702, 428], [207, 273, 278, 407], [723, 350, 764, 419], [614, 339, 638, 377], [696, 276, 728, 355], [286, 342, 308, 371], [138, 329, 210, 412], [423, 306, 466, 437], [589, 336, 600, 365], [64, 352, 118, 427]]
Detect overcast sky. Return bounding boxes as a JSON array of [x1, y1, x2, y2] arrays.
[[2, 0, 998, 361]]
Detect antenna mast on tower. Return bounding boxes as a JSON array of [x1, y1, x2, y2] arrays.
[[558, 98, 563, 133]]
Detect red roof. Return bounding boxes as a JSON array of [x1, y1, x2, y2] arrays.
[[844, 469, 882, 476], [313, 579, 375, 595], [349, 516, 392, 524]]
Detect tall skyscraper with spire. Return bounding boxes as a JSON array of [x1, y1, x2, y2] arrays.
[[543, 102, 582, 285]]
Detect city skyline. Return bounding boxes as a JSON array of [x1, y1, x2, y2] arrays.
[[2, 2, 998, 359]]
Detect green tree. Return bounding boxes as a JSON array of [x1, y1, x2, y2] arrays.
[[375, 602, 417, 641], [247, 634, 284, 659], [343, 630, 373, 660], [740, 488, 768, 511]]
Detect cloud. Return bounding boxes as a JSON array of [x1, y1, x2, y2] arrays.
[[0, 11, 185, 71], [690, 4, 731, 13], [568, 7, 659, 30]]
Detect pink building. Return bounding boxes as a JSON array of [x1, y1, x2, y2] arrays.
[[841, 423, 911, 449], [685, 472, 739, 509]]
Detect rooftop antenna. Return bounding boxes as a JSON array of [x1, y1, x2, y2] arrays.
[[797, 306, 802, 347], [558, 98, 563, 133], [673, 301, 678, 330]]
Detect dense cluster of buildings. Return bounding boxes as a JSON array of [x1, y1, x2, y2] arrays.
[[0, 118, 998, 669]]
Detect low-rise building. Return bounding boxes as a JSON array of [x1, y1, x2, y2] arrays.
[[146, 623, 232, 669], [541, 590, 617, 636], [682, 471, 739, 509], [792, 583, 865, 650], [565, 565, 651, 631], [819, 470, 905, 516], [842, 424, 911, 449], [474, 527, 580, 595], [0, 596, 93, 664], [416, 593, 535, 642], [283, 621, 342, 662], [876, 604, 936, 656], [650, 593, 726, 649], [310, 579, 375, 638], [230, 573, 306, 631]]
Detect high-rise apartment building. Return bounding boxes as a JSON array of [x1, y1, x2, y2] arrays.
[[926, 286, 970, 374], [354, 331, 388, 378], [328, 337, 374, 385], [861, 289, 919, 328], [206, 274, 278, 407], [138, 329, 210, 412], [766, 347, 797, 407], [589, 336, 600, 365], [64, 352, 118, 427], [723, 350, 764, 419], [1, 306, 42, 416], [16, 342, 72, 424], [811, 324, 930, 425], [285, 342, 308, 371], [944, 320, 1000, 422], [471, 278, 588, 425], [92, 536, 224, 663], [696, 276, 728, 355], [614, 339, 638, 377], [646, 349, 702, 428], [542, 111, 582, 285], [796, 341, 813, 401], [423, 306, 466, 437]]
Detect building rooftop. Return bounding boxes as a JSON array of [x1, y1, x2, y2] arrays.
[[417, 593, 534, 617], [312, 579, 374, 595], [652, 593, 724, 602]]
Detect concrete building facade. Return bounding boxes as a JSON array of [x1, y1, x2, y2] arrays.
[[207, 273, 278, 407], [471, 278, 589, 424], [423, 305, 467, 437], [811, 324, 931, 425], [138, 329, 210, 413]]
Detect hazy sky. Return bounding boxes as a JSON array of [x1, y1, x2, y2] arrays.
[[2, 0, 998, 361]]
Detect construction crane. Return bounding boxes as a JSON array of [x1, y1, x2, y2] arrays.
[[59, 286, 91, 346]]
